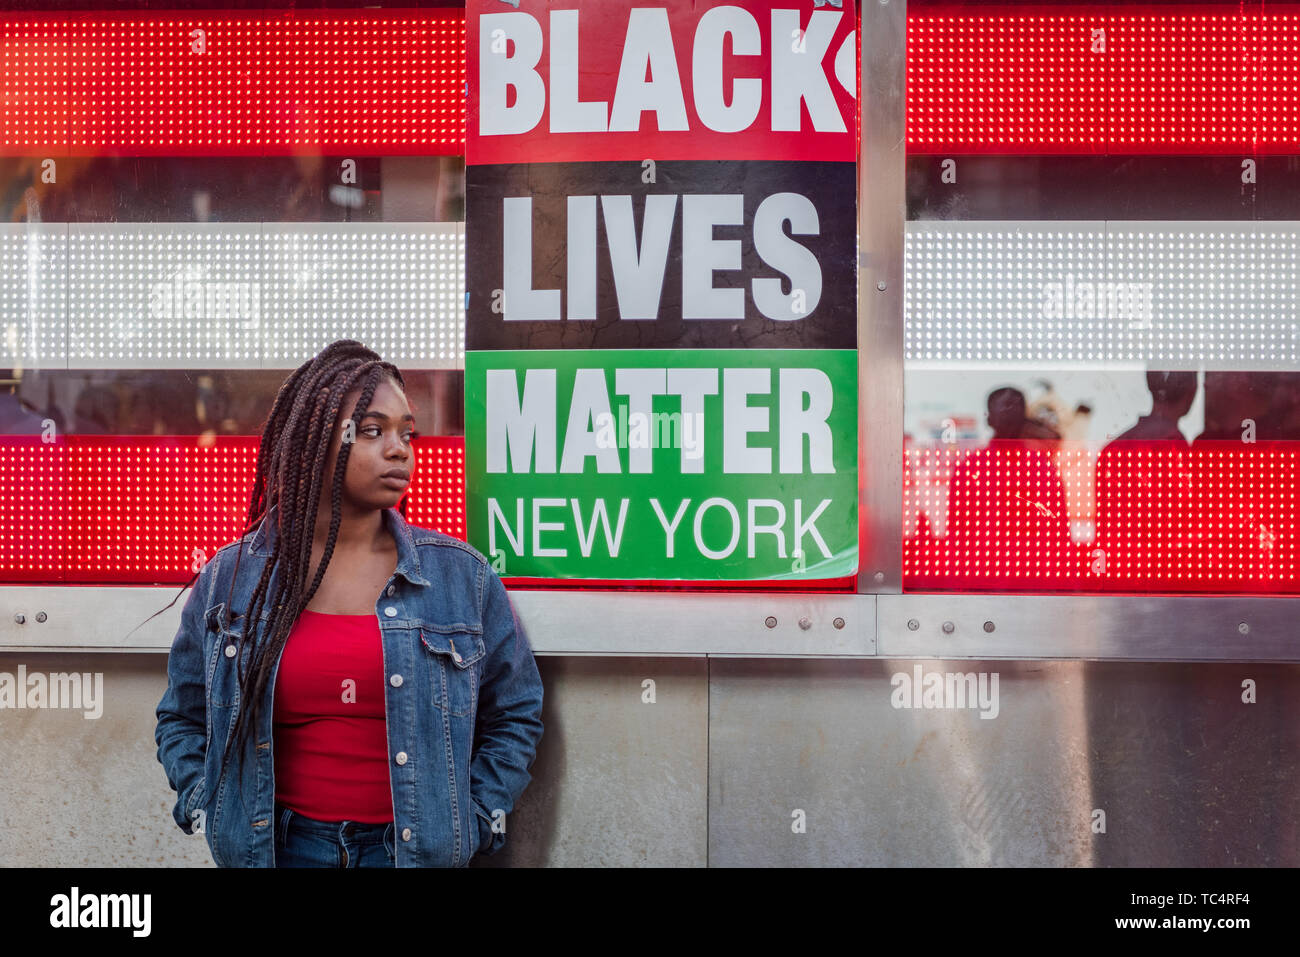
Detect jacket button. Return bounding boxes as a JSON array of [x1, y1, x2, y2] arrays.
[[401, 828, 412, 842], [224, 645, 236, 657], [395, 751, 408, 765], [390, 674, 403, 687], [386, 585, 395, 596], [384, 606, 397, 617]]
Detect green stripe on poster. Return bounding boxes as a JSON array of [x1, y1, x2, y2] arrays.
[[465, 349, 858, 580]]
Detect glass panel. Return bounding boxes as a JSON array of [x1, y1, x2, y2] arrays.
[[1, 1, 467, 585], [904, 0, 1299, 594]]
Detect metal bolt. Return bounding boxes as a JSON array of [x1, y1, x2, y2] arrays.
[[1238, 622, 1250, 635], [765, 616, 778, 629], [872, 571, 885, 584], [13, 613, 24, 624], [941, 621, 955, 634], [983, 621, 995, 633], [798, 617, 812, 631], [907, 619, 920, 631], [876, 280, 887, 291], [832, 617, 845, 630], [35, 611, 47, 623]]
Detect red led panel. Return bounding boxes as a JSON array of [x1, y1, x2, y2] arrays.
[[398, 439, 466, 545], [907, 7, 1300, 153], [0, 18, 69, 151], [3, 435, 844, 590], [904, 440, 1300, 593], [1, 434, 466, 583], [15, 8, 1300, 155], [0, 10, 464, 156]]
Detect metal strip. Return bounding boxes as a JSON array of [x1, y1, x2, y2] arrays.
[[13, 585, 1300, 660], [858, 0, 907, 593], [0, 586, 875, 658], [879, 593, 1300, 661], [18, 584, 1300, 660]]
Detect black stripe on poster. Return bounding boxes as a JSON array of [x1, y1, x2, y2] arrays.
[[466, 160, 857, 351]]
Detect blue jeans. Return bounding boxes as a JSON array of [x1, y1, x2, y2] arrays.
[[274, 802, 396, 868]]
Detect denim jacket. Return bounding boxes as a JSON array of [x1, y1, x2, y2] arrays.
[[154, 503, 544, 867]]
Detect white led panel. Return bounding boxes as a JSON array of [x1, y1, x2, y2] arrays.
[[906, 221, 1300, 370], [48, 222, 464, 369], [68, 223, 263, 368], [0, 224, 67, 369], [261, 223, 464, 369]]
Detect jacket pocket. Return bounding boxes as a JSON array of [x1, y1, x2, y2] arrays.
[[182, 774, 208, 834], [418, 625, 485, 717], [470, 797, 495, 859], [205, 603, 248, 707]]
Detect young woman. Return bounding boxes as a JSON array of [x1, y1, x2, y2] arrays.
[[154, 339, 544, 867]]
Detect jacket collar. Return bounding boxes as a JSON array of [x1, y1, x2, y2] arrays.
[[247, 502, 431, 587]]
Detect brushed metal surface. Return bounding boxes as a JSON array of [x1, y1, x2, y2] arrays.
[[707, 657, 1300, 866], [0, 652, 1294, 866], [473, 656, 708, 867], [879, 593, 1300, 661], [0, 586, 875, 657], [11, 586, 1300, 661], [0, 651, 213, 867], [858, 0, 907, 593]]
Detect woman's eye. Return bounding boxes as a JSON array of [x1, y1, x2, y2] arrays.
[[406, 430, 421, 442]]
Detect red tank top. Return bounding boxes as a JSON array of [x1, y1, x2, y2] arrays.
[[272, 609, 394, 822]]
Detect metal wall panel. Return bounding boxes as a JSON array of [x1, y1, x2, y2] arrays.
[[707, 657, 1300, 866], [0, 651, 211, 866], [0, 652, 709, 867], [473, 657, 708, 868], [1, 652, 1295, 866]]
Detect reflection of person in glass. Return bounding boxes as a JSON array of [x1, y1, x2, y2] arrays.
[[154, 339, 544, 867], [987, 386, 1028, 439], [1111, 371, 1196, 446], [944, 387, 1073, 587], [1196, 371, 1274, 443], [1096, 371, 1198, 582]]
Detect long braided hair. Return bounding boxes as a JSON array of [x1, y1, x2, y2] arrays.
[[216, 339, 407, 785]]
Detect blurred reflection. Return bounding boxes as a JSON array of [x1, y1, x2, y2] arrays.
[[943, 386, 1075, 588], [72, 385, 117, 434], [904, 367, 1300, 591], [4, 154, 464, 224], [0, 383, 46, 434], [1110, 371, 1196, 446], [1198, 371, 1280, 443], [986, 386, 1028, 439], [1096, 372, 1198, 584], [0, 369, 462, 437]]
